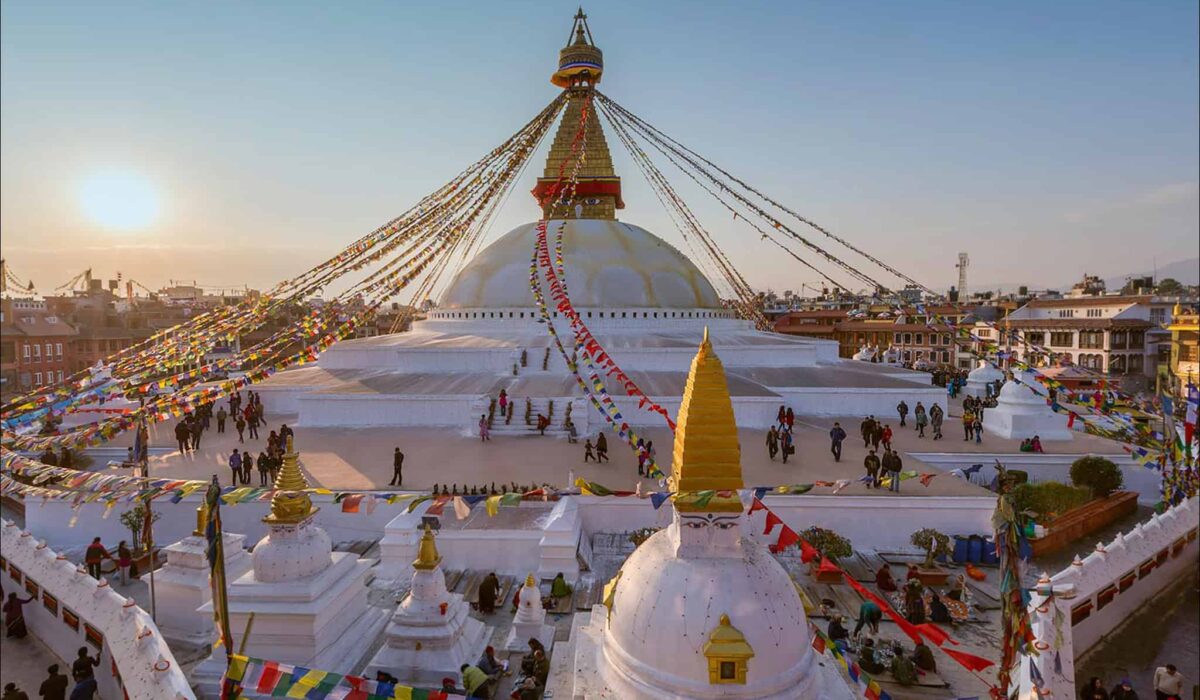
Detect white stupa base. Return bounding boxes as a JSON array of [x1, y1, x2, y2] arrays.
[[155, 533, 252, 647], [505, 620, 556, 654], [556, 607, 856, 699], [983, 408, 1074, 441], [364, 615, 491, 686]]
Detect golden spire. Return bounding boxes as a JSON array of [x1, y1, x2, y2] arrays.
[[534, 9, 623, 220], [524, 572, 536, 589], [670, 328, 744, 512], [262, 436, 318, 525], [193, 502, 209, 537], [412, 523, 442, 571]]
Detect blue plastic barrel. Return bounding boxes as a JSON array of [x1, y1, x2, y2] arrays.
[[967, 535, 983, 563], [981, 538, 999, 565], [952, 536, 970, 564]]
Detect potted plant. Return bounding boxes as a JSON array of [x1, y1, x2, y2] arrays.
[[910, 528, 953, 585], [1069, 456, 1124, 499], [799, 527, 852, 584]]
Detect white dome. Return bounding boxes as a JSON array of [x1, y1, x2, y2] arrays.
[[997, 378, 1046, 407], [251, 524, 332, 583], [602, 525, 822, 698], [967, 360, 1005, 383], [439, 219, 721, 310]]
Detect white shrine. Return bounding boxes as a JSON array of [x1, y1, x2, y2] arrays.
[[154, 505, 252, 647], [503, 573, 556, 653], [555, 330, 855, 699], [364, 524, 490, 686], [964, 359, 1005, 398], [193, 439, 388, 696], [983, 370, 1074, 441]]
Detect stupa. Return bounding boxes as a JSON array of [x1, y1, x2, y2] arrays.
[[982, 369, 1074, 441], [964, 359, 1005, 398], [252, 13, 944, 430], [154, 503, 253, 646], [556, 328, 855, 698], [503, 572, 556, 653], [193, 438, 388, 695], [364, 524, 490, 686]]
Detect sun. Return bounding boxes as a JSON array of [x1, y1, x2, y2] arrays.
[[79, 170, 161, 229]]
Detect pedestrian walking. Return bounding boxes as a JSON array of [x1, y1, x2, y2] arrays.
[[781, 428, 794, 464], [883, 449, 903, 493], [479, 414, 490, 441], [766, 426, 779, 460], [864, 450, 881, 489], [38, 666, 68, 700], [860, 416, 874, 448], [962, 410, 975, 441], [390, 447, 404, 486], [930, 404, 944, 440], [2, 683, 28, 700], [584, 439, 596, 462], [229, 449, 242, 486], [896, 400, 909, 427], [1110, 678, 1138, 700], [882, 424, 893, 451], [247, 407, 260, 440], [829, 422, 846, 462], [1153, 664, 1183, 700], [915, 410, 928, 438], [4, 592, 34, 638], [234, 415, 246, 443], [257, 451, 270, 486], [190, 419, 203, 450], [596, 433, 609, 462], [116, 541, 133, 585], [84, 538, 112, 579], [174, 421, 190, 454], [216, 406, 227, 434], [785, 407, 795, 431], [973, 417, 983, 444]]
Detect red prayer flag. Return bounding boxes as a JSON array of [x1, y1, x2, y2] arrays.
[[817, 556, 841, 574], [799, 538, 819, 564], [256, 661, 281, 694], [942, 647, 995, 672], [341, 494, 363, 513], [919, 473, 937, 487], [763, 511, 783, 536], [914, 622, 958, 647], [748, 498, 766, 514], [811, 633, 826, 655], [1067, 412, 1076, 429], [774, 525, 800, 552]]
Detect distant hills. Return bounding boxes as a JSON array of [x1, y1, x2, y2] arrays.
[[1102, 257, 1198, 289]]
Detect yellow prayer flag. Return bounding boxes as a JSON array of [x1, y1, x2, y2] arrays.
[[485, 495, 501, 517]]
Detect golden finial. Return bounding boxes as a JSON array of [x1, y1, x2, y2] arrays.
[[192, 502, 209, 536], [263, 437, 318, 525], [412, 523, 442, 571], [671, 327, 743, 512], [524, 572, 536, 589], [703, 613, 754, 685]]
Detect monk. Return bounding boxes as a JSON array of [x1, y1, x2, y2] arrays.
[[875, 564, 898, 593], [478, 572, 500, 615]]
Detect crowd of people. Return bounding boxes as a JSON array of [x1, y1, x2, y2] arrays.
[[0, 647, 103, 700], [1081, 664, 1187, 700]]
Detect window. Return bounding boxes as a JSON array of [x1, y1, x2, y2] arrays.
[[902, 333, 912, 344], [1025, 332, 1045, 346], [893, 333, 902, 344], [1058, 309, 1075, 318], [42, 591, 58, 616], [1049, 332, 1074, 348], [45, 342, 52, 357], [33, 372, 42, 386], [24, 578, 39, 598], [1079, 331, 1104, 349], [1110, 331, 1127, 350], [32, 344, 40, 358], [57, 370, 63, 383], [941, 350, 950, 363], [720, 662, 736, 681], [84, 623, 104, 649], [1150, 307, 1166, 324], [1086, 309, 1103, 318], [9, 565, 22, 583], [22, 344, 30, 359]]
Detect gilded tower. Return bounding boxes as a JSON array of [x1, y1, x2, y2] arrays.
[[532, 9, 624, 221]]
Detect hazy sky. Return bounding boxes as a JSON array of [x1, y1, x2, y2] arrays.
[[2, 1, 1197, 299]]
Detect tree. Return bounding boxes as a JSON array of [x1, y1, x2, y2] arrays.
[[1069, 456, 1124, 499], [118, 503, 161, 553], [799, 526, 852, 562], [1156, 278, 1184, 295], [910, 528, 952, 569]]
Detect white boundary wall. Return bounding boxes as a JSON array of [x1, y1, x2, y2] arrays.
[[0, 519, 195, 700], [1017, 498, 1200, 700], [910, 452, 1162, 505]]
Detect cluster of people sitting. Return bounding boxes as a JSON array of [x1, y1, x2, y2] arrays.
[[1019, 435, 1045, 453]]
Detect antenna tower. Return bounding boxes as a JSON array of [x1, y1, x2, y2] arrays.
[[956, 253, 969, 300]]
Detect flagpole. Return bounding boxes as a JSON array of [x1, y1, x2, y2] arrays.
[[205, 475, 235, 668]]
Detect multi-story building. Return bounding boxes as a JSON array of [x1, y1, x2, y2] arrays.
[[0, 297, 79, 394], [772, 309, 846, 341], [832, 316, 959, 366], [1163, 305, 1198, 396], [1003, 296, 1160, 384]]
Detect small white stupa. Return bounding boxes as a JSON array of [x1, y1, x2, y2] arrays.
[[193, 438, 388, 697], [364, 524, 490, 686], [155, 503, 253, 646], [504, 572, 555, 653], [851, 345, 875, 362], [983, 370, 1074, 441], [964, 359, 1005, 398], [557, 330, 855, 699]]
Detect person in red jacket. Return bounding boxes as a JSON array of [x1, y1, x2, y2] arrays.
[[84, 538, 113, 579]]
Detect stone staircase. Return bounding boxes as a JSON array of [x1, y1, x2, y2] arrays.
[[471, 396, 585, 437]]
